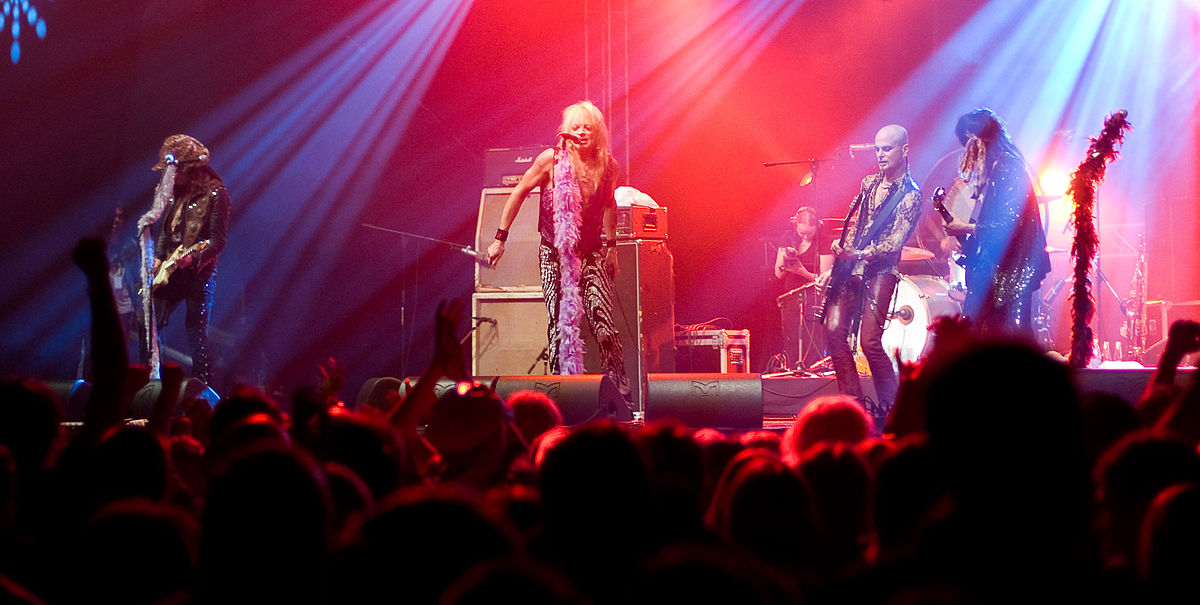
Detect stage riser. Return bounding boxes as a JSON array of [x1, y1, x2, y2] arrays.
[[386, 368, 1194, 431], [398, 374, 759, 429]]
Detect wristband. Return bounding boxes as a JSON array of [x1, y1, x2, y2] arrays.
[[494, 228, 509, 242]]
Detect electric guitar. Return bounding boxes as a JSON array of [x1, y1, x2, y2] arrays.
[[931, 186, 973, 268], [152, 241, 209, 288]]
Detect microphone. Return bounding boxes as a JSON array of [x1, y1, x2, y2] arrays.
[[459, 246, 490, 267], [846, 143, 875, 158], [889, 306, 914, 322], [473, 316, 497, 325], [557, 132, 583, 143]]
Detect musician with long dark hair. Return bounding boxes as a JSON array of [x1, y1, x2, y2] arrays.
[[943, 108, 1050, 338], [775, 206, 833, 370], [138, 134, 230, 384]]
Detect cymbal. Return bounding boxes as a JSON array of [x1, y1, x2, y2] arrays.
[[900, 246, 934, 261], [1045, 246, 1068, 254]]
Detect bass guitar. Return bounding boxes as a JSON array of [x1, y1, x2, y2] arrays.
[[152, 241, 209, 288]]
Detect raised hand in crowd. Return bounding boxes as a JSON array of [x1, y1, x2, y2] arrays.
[[1151, 321, 1200, 444], [148, 363, 184, 437], [1140, 320, 1200, 427], [72, 237, 130, 440], [387, 300, 468, 469]]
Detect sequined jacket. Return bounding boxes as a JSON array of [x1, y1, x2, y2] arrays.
[[964, 152, 1050, 316], [154, 165, 231, 279]]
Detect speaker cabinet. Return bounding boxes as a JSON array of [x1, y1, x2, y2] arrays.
[[583, 239, 677, 415], [646, 373, 763, 430], [493, 374, 628, 424], [46, 379, 92, 422], [472, 292, 550, 376], [397, 375, 627, 425], [130, 378, 220, 419], [475, 187, 542, 291]]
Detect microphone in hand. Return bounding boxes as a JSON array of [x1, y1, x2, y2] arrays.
[[460, 246, 491, 267]]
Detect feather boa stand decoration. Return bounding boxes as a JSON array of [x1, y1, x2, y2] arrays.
[[136, 162, 177, 379], [552, 148, 587, 374], [1068, 109, 1131, 368]]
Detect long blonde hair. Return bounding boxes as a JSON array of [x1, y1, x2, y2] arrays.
[[557, 101, 611, 196]]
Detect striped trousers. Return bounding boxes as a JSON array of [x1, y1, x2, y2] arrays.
[[538, 244, 631, 399]]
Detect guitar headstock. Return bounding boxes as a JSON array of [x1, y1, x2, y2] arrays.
[[931, 186, 947, 211]]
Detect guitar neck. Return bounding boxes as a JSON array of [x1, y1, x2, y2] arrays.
[[934, 203, 954, 225]]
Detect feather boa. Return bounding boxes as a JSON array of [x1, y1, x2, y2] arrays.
[[137, 163, 177, 379], [1068, 110, 1131, 368], [552, 149, 586, 374]]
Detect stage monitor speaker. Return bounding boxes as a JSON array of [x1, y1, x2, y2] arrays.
[[475, 187, 542, 291], [493, 374, 628, 425], [472, 292, 550, 376], [46, 379, 92, 422], [130, 379, 220, 419], [398, 375, 627, 425], [646, 373, 762, 430], [582, 239, 676, 415], [356, 376, 404, 412]]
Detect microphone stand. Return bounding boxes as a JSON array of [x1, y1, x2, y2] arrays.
[[362, 223, 488, 377], [361, 223, 489, 265], [761, 155, 841, 169], [459, 318, 491, 346], [527, 345, 549, 375]]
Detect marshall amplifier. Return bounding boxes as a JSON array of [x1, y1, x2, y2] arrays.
[[485, 145, 547, 187], [617, 206, 668, 240]]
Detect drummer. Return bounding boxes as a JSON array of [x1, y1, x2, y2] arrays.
[[774, 206, 833, 370]]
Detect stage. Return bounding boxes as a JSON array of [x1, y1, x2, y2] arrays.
[[382, 366, 1197, 434]]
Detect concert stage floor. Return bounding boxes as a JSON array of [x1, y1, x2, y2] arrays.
[[756, 366, 1196, 432]]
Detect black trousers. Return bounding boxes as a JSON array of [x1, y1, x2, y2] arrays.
[[823, 272, 899, 409], [152, 271, 215, 384]]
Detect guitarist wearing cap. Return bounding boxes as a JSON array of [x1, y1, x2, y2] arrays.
[[817, 124, 921, 412], [138, 134, 231, 384]]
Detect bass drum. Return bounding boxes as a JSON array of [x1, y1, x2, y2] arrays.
[[880, 275, 962, 364]]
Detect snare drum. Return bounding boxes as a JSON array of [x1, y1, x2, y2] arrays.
[[880, 275, 962, 364]]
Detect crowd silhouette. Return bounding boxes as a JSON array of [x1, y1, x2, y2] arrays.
[[1, 236, 1199, 604]]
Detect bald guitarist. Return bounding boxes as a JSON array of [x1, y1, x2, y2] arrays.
[[817, 124, 921, 412]]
